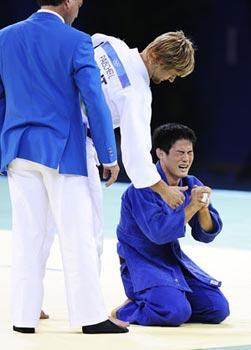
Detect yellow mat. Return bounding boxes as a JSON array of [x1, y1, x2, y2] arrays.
[[0, 231, 251, 350]]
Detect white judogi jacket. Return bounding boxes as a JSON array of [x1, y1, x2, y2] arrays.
[[90, 33, 161, 188]]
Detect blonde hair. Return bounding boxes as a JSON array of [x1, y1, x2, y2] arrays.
[[146, 30, 195, 77]]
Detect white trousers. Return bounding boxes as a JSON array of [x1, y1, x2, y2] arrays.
[[45, 138, 104, 269], [8, 156, 107, 327], [86, 138, 104, 265]]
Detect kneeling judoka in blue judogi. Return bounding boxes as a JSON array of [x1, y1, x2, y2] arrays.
[[112, 123, 230, 326]]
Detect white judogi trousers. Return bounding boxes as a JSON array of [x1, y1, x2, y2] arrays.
[[8, 155, 107, 328]]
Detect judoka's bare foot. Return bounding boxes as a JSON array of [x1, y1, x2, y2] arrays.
[[109, 315, 130, 328], [40, 310, 49, 319], [111, 299, 132, 319]]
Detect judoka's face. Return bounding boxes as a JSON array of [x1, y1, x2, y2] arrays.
[[159, 139, 194, 183], [64, 0, 83, 24], [151, 67, 179, 84]]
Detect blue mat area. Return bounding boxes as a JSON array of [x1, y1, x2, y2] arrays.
[[1, 177, 251, 250]]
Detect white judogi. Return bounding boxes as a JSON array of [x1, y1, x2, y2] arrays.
[[83, 34, 161, 260], [92, 33, 161, 188], [8, 158, 107, 327]]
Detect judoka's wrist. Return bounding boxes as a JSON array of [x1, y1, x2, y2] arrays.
[[102, 161, 117, 167]]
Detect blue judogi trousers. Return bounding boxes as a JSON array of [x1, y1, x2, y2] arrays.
[[117, 264, 230, 326]]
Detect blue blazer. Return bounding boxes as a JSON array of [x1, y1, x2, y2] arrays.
[[0, 12, 117, 175]]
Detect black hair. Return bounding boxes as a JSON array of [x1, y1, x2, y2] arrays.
[[36, 0, 64, 6], [152, 123, 197, 155]]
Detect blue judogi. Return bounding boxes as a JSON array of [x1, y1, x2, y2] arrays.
[[0, 12, 116, 175], [116, 162, 230, 325]]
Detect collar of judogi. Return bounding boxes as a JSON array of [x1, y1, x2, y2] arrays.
[[156, 161, 184, 187]]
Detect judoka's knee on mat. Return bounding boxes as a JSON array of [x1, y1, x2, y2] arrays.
[[202, 298, 230, 324], [188, 292, 230, 324], [129, 292, 192, 326], [158, 299, 192, 326]]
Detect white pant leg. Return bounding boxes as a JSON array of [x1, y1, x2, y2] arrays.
[[43, 138, 103, 273], [8, 159, 51, 327], [86, 138, 104, 269], [42, 163, 107, 326]]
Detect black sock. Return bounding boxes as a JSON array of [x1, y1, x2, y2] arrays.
[[82, 319, 128, 334], [13, 326, 35, 334]]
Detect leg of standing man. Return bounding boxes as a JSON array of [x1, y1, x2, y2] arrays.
[[86, 137, 104, 271], [9, 158, 128, 333]]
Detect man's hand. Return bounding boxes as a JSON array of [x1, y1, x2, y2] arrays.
[[103, 164, 120, 187], [185, 185, 212, 224], [150, 180, 187, 208], [189, 185, 214, 231], [164, 186, 188, 208], [190, 185, 211, 210]]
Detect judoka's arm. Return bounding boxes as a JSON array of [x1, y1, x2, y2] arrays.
[[187, 186, 222, 243], [130, 187, 186, 245], [117, 89, 186, 208], [197, 206, 214, 232], [73, 34, 117, 166], [185, 186, 212, 227], [150, 181, 187, 208]]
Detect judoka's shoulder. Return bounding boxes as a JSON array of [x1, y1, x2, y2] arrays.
[[92, 33, 110, 46], [92, 32, 129, 50], [122, 183, 136, 198], [122, 184, 157, 204]]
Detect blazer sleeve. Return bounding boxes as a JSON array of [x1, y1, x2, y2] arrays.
[[129, 187, 186, 245], [73, 35, 117, 165], [0, 78, 6, 167]]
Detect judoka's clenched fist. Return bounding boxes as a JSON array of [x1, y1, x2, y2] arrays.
[[190, 185, 211, 209]]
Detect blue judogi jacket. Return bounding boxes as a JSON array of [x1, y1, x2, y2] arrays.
[[0, 12, 116, 175], [117, 162, 223, 293]]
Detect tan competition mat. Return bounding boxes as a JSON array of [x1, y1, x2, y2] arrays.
[[0, 232, 251, 350]]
